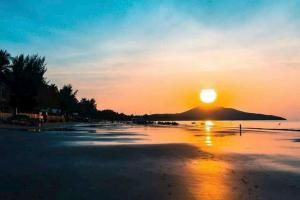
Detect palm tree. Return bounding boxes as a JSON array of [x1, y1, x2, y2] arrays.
[[0, 50, 11, 111], [0, 50, 11, 82], [0, 50, 10, 68], [6, 54, 47, 112]]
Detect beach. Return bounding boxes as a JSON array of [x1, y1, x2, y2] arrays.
[[0, 121, 299, 200]]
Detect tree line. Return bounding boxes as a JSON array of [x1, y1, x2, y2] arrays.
[[0, 49, 129, 121]]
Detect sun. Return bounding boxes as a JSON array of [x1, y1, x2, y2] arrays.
[[200, 89, 217, 104]]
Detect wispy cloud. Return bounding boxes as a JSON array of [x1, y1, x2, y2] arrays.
[[1, 0, 300, 118]]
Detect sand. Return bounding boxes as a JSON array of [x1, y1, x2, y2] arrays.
[[0, 123, 299, 200]]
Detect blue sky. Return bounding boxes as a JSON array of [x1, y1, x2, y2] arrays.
[[1, 0, 300, 118], [2, 0, 298, 53]]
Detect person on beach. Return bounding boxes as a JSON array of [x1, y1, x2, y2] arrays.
[[36, 112, 43, 132], [239, 124, 242, 136], [42, 112, 48, 123]]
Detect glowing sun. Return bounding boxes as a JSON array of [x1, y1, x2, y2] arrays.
[[200, 89, 217, 104]]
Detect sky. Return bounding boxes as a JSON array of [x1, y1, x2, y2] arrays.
[[1, 0, 300, 119]]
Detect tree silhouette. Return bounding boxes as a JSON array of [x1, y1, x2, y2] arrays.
[[58, 84, 78, 115], [0, 49, 131, 121], [0, 50, 11, 83], [37, 83, 60, 110], [5, 54, 47, 112], [79, 98, 97, 117]]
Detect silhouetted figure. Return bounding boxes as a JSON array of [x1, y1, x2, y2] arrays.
[[239, 124, 242, 136], [42, 112, 48, 123], [37, 112, 43, 132]]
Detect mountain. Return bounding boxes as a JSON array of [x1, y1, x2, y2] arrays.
[[145, 106, 286, 121]]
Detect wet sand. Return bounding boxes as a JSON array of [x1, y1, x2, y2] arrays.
[[0, 122, 299, 199]]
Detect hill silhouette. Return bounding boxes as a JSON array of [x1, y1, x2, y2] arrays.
[[145, 106, 285, 121]]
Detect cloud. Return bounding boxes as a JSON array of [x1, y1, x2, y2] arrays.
[[1, 0, 300, 117]]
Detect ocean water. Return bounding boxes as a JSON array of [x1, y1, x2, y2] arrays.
[[42, 120, 300, 176], [44, 120, 300, 153], [2, 120, 300, 199], [177, 120, 300, 130]]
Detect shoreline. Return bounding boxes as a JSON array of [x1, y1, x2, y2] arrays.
[[0, 121, 76, 131], [0, 122, 299, 199]]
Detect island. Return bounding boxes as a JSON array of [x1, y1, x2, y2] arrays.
[[143, 106, 286, 121]]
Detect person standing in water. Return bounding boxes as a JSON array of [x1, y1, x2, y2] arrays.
[[239, 124, 242, 136]]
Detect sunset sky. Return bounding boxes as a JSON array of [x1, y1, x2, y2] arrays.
[[1, 0, 300, 119]]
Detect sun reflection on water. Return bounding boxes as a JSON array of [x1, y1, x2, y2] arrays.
[[187, 159, 232, 200], [204, 121, 214, 146], [205, 136, 212, 146], [205, 121, 214, 127], [187, 120, 235, 199]]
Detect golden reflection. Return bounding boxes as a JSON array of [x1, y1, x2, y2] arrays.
[[204, 121, 214, 146], [205, 136, 212, 146], [187, 121, 234, 199], [205, 120, 214, 126], [187, 159, 232, 200], [205, 126, 210, 132]]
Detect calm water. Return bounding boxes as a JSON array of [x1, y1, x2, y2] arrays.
[[179, 120, 300, 130], [43, 120, 300, 178], [44, 120, 300, 156], [3, 120, 300, 199]]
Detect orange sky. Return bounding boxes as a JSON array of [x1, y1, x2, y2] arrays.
[[46, 2, 300, 119], [51, 63, 300, 119], [5, 1, 299, 119]]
